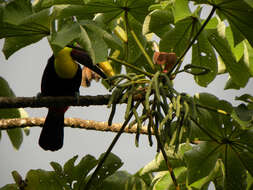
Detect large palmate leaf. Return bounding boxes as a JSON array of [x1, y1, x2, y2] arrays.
[[143, 7, 174, 38], [1, 0, 50, 58], [192, 22, 217, 87], [0, 154, 123, 190], [140, 144, 191, 175], [2, 0, 32, 25], [207, 27, 250, 88], [151, 167, 188, 190], [172, 0, 191, 23], [191, 0, 253, 47], [53, 0, 154, 23], [184, 142, 221, 185], [160, 16, 195, 56], [215, 0, 253, 47], [32, 0, 84, 12], [185, 92, 253, 189]]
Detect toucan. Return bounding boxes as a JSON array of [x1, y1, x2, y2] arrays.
[[39, 47, 107, 151]]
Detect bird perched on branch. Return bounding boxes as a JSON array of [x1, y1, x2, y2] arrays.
[[39, 47, 108, 151]]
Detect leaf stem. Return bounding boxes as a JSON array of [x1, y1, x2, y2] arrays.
[[153, 113, 180, 190], [130, 29, 155, 71], [190, 116, 220, 143], [123, 10, 129, 61], [84, 102, 140, 190], [108, 57, 154, 77], [124, 11, 155, 71]]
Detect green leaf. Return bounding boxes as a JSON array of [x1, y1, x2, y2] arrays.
[[103, 33, 123, 52], [226, 26, 244, 62], [221, 145, 247, 190], [172, 0, 191, 23], [224, 77, 241, 90], [91, 153, 123, 188], [78, 24, 96, 63], [245, 41, 253, 76], [205, 17, 219, 30], [143, 8, 173, 37], [100, 171, 132, 190], [207, 29, 250, 87], [191, 93, 234, 142], [50, 155, 98, 189], [216, 0, 253, 47], [50, 161, 63, 175], [125, 0, 155, 23], [160, 17, 195, 56], [0, 184, 19, 190], [152, 167, 187, 190], [236, 94, 253, 103], [32, 0, 84, 12], [244, 0, 253, 8], [2, 0, 32, 25], [189, 112, 253, 189], [50, 22, 81, 53], [6, 128, 23, 150], [192, 23, 217, 87], [72, 154, 98, 189], [0, 77, 29, 150], [25, 169, 62, 190], [246, 172, 253, 190], [125, 175, 148, 190], [234, 104, 253, 122], [184, 141, 221, 184], [80, 20, 109, 63], [190, 0, 210, 4], [53, 0, 147, 21], [2, 33, 45, 59], [190, 160, 223, 189], [1, 8, 50, 58], [52, 4, 95, 20], [135, 168, 153, 187], [127, 15, 147, 69], [63, 155, 78, 181], [0, 76, 15, 97], [140, 144, 191, 175]]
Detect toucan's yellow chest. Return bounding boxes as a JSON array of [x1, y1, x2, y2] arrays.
[[54, 47, 79, 79]]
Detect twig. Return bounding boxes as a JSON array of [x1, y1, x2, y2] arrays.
[[153, 114, 180, 190], [108, 57, 154, 77], [84, 110, 134, 190], [130, 29, 155, 71], [0, 117, 153, 135]]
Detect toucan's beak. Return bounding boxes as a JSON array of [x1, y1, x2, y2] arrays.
[[70, 48, 107, 79]]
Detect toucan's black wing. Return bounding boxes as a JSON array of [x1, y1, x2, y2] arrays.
[[41, 55, 82, 96]]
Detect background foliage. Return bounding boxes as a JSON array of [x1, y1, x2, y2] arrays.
[[0, 0, 253, 189]]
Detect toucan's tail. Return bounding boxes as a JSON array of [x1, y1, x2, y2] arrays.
[[39, 107, 67, 151]]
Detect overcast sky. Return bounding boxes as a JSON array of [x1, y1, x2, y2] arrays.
[[0, 36, 252, 188]]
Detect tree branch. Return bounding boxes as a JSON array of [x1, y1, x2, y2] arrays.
[[0, 117, 153, 135], [0, 95, 111, 109]]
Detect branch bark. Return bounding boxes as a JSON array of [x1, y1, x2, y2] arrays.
[[0, 117, 153, 135], [0, 94, 111, 108]]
